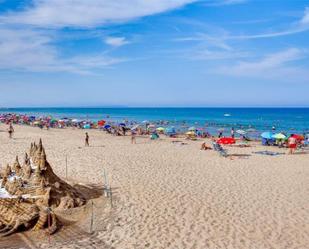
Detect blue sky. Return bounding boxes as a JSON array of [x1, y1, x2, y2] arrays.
[[0, 0, 309, 107]]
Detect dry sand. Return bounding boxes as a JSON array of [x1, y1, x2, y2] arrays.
[[0, 124, 308, 249]]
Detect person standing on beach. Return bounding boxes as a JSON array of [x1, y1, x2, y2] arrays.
[[131, 130, 136, 144], [8, 124, 14, 139], [287, 134, 297, 154], [231, 128, 235, 138], [85, 132, 89, 147]]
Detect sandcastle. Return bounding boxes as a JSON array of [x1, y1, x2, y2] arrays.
[[0, 139, 86, 237]]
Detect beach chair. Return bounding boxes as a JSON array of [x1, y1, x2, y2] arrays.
[[212, 142, 228, 157]]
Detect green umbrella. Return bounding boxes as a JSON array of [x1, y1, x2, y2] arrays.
[[272, 133, 286, 140]]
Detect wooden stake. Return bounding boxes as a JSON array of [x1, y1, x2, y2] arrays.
[[110, 185, 113, 208], [65, 155, 68, 179], [90, 200, 94, 233]]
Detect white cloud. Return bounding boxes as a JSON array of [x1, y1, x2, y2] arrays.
[[105, 36, 129, 47], [0, 28, 125, 74], [1, 0, 197, 28], [301, 7, 309, 24], [178, 6, 309, 42], [0, 0, 197, 73], [218, 48, 309, 81], [228, 6, 309, 40], [203, 0, 247, 6], [188, 49, 249, 60]]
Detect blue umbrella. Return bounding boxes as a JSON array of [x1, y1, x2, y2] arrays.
[[261, 132, 273, 139], [104, 124, 111, 129], [119, 123, 126, 127], [165, 127, 176, 135]]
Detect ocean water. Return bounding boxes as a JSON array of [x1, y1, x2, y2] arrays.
[[1, 108, 309, 134]]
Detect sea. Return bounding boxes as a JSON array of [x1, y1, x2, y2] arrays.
[[1, 108, 309, 136]]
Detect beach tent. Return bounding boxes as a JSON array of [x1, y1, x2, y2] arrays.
[[272, 133, 286, 140], [261, 132, 273, 139], [83, 124, 91, 129], [217, 137, 236, 145]]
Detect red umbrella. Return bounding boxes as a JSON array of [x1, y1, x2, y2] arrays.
[[291, 134, 304, 141], [217, 137, 236, 145], [98, 120, 106, 126]]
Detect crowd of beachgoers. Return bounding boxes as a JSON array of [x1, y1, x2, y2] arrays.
[[1, 113, 309, 154]]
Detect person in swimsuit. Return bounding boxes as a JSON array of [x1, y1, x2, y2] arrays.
[[287, 134, 297, 154], [8, 124, 14, 139], [131, 130, 136, 144], [231, 128, 235, 138], [85, 132, 89, 147]]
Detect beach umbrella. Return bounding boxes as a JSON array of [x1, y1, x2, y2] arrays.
[[272, 133, 286, 140], [217, 137, 236, 145], [104, 124, 111, 129], [83, 124, 91, 129], [261, 132, 273, 139], [236, 129, 247, 135], [98, 120, 106, 126], [72, 119, 80, 123], [156, 127, 165, 132], [217, 128, 225, 132], [188, 126, 196, 131], [165, 127, 176, 135], [291, 134, 304, 141], [142, 120, 149, 124], [131, 124, 140, 130], [246, 128, 256, 132], [186, 131, 195, 135]]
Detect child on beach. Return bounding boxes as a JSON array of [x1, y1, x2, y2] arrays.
[[85, 132, 89, 147]]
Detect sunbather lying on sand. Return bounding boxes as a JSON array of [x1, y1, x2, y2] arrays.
[[201, 142, 212, 150]]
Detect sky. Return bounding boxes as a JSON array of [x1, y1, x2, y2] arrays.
[[0, 0, 309, 107]]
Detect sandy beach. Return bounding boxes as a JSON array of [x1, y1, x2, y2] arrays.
[[0, 124, 308, 249]]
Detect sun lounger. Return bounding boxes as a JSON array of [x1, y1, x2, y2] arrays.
[[212, 142, 228, 157]]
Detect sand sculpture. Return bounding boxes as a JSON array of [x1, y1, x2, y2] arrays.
[[0, 139, 85, 237]]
